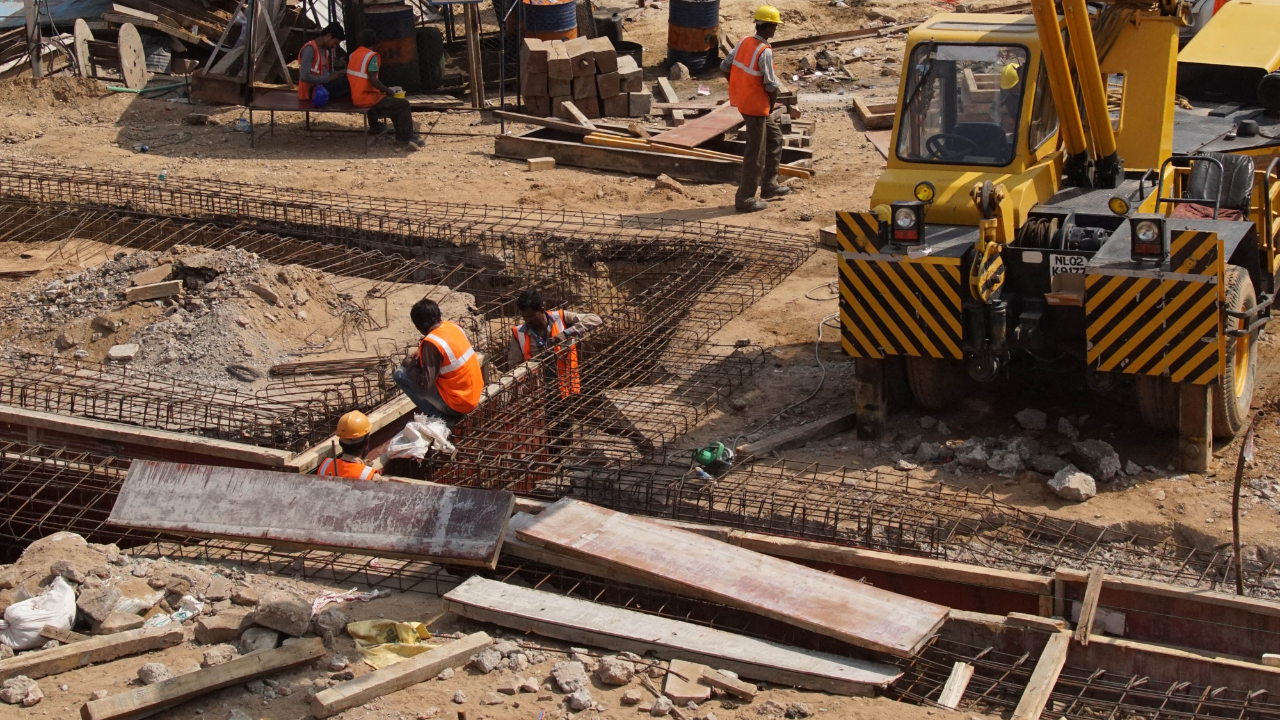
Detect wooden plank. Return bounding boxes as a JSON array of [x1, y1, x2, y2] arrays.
[[40, 625, 89, 644], [312, 632, 492, 719], [0, 404, 292, 467], [734, 408, 857, 458], [865, 129, 891, 159], [1074, 567, 1105, 645], [770, 22, 920, 50], [654, 77, 679, 103], [852, 95, 894, 130], [1054, 567, 1280, 620], [102, 14, 206, 46], [1006, 613, 1069, 633], [516, 499, 949, 657], [0, 627, 183, 683], [82, 637, 325, 720], [443, 577, 901, 694], [937, 661, 974, 709], [649, 104, 745, 149], [108, 460, 514, 568], [700, 668, 757, 699], [1010, 632, 1070, 720], [561, 100, 596, 130], [494, 130, 742, 184]]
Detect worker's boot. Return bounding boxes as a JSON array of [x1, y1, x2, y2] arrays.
[[735, 198, 769, 213], [761, 185, 792, 199]]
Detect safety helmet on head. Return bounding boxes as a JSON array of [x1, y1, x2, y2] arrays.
[[1001, 63, 1021, 90], [753, 5, 782, 24], [336, 410, 372, 440]]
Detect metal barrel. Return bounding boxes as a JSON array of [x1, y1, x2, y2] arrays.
[[524, 0, 578, 41], [667, 0, 719, 73], [364, 3, 421, 92]]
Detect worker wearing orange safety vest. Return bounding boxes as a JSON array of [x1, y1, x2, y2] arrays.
[[722, 6, 796, 213], [393, 297, 484, 425], [347, 28, 422, 149], [506, 288, 602, 398], [316, 410, 382, 480], [297, 22, 349, 101]]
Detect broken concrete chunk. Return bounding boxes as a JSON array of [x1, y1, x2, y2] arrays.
[[651, 696, 673, 716], [130, 265, 173, 287], [91, 316, 121, 334], [107, 344, 140, 362], [195, 608, 252, 644], [231, 587, 258, 606], [1030, 453, 1068, 475], [1015, 408, 1047, 430], [125, 280, 182, 303], [1070, 439, 1121, 480], [1057, 416, 1079, 440], [470, 648, 503, 674], [95, 611, 144, 635], [481, 692, 506, 706], [452, 690, 467, 704], [246, 283, 279, 305], [238, 626, 281, 654], [50, 559, 85, 584], [137, 663, 172, 685], [1049, 465, 1097, 502], [987, 450, 1023, 475], [596, 655, 636, 685], [77, 584, 122, 624], [551, 661, 589, 693], [252, 589, 311, 637], [1125, 460, 1143, 476], [622, 689, 644, 705], [54, 333, 77, 351], [492, 639, 520, 657], [956, 442, 989, 469], [201, 644, 238, 667], [312, 605, 348, 646], [654, 174, 685, 194], [668, 62, 689, 80], [519, 677, 539, 693], [203, 575, 230, 602], [436, 667, 455, 681], [327, 655, 349, 671], [0, 676, 42, 706], [568, 688, 594, 710]]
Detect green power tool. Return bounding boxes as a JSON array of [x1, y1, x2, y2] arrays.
[[691, 442, 735, 475]]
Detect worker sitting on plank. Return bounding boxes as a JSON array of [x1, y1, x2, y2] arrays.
[[394, 297, 484, 426], [317, 410, 382, 480], [722, 5, 795, 213], [348, 28, 423, 150], [506, 288, 654, 454], [507, 287, 602, 398], [298, 22, 350, 102]]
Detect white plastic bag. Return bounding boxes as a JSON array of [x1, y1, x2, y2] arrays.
[[0, 576, 77, 650], [386, 414, 455, 460]]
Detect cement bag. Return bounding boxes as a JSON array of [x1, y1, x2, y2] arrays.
[[0, 576, 77, 650], [386, 415, 455, 460]]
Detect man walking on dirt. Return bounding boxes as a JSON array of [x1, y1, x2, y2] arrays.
[[722, 5, 793, 213], [348, 28, 423, 150]]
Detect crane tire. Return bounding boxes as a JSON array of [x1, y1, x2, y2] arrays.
[[1214, 266, 1257, 439], [905, 356, 969, 411]]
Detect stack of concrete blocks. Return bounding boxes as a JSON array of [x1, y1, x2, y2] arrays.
[[520, 36, 651, 119]]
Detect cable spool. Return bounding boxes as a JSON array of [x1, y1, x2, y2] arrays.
[[75, 19, 150, 90]]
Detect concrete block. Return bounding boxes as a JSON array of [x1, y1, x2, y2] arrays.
[[524, 94, 551, 117], [521, 71, 547, 97], [572, 74, 596, 100], [527, 157, 556, 172], [602, 94, 630, 118], [94, 611, 145, 635], [520, 37, 548, 74], [628, 91, 653, 117], [130, 265, 172, 286], [194, 609, 253, 644], [125, 280, 182, 302], [548, 78, 571, 97], [596, 71, 620, 98], [819, 224, 838, 248], [106, 344, 140, 362], [590, 37, 617, 73]]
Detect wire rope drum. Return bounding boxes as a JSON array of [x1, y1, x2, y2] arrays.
[[364, 2, 421, 92], [666, 0, 719, 74]]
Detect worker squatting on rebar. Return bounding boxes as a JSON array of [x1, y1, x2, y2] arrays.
[[394, 298, 485, 426]]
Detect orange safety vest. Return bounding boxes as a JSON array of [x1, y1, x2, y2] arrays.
[[347, 46, 383, 108], [316, 457, 376, 480], [297, 39, 331, 100], [728, 36, 772, 117], [420, 321, 484, 414], [513, 310, 581, 399]]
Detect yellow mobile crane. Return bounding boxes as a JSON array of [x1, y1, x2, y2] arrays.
[[838, 0, 1280, 470]]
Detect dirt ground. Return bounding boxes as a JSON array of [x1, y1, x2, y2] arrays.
[[0, 533, 984, 720]]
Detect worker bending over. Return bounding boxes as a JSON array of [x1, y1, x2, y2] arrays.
[[722, 6, 793, 213], [507, 288, 602, 393], [317, 410, 382, 480], [394, 297, 484, 425], [298, 22, 349, 102], [348, 28, 423, 150]]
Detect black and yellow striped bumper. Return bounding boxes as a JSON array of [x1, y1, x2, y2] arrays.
[[1084, 230, 1223, 385]]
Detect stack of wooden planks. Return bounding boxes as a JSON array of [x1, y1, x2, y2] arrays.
[[520, 37, 650, 119]]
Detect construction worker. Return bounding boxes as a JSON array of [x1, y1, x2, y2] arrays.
[[317, 410, 381, 480], [347, 28, 423, 150], [393, 297, 484, 426], [722, 6, 793, 213], [298, 22, 349, 102], [506, 288, 601, 397]]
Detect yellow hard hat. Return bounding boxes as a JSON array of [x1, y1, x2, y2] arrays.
[[753, 5, 782, 23], [1001, 63, 1021, 90], [336, 410, 373, 441]]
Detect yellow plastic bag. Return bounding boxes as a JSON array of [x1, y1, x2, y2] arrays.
[[345, 619, 440, 669]]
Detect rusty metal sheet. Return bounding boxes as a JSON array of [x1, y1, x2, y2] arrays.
[[109, 461, 513, 568], [516, 499, 950, 657]]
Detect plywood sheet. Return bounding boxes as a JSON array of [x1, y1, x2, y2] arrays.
[[443, 577, 901, 694], [649, 104, 745, 148], [109, 460, 513, 568], [516, 499, 948, 657]]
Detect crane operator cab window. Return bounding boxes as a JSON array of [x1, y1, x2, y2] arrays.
[[896, 43, 1029, 167]]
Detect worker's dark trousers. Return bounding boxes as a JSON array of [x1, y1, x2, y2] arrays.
[[366, 96, 415, 142], [322, 76, 350, 99], [735, 111, 784, 207]]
